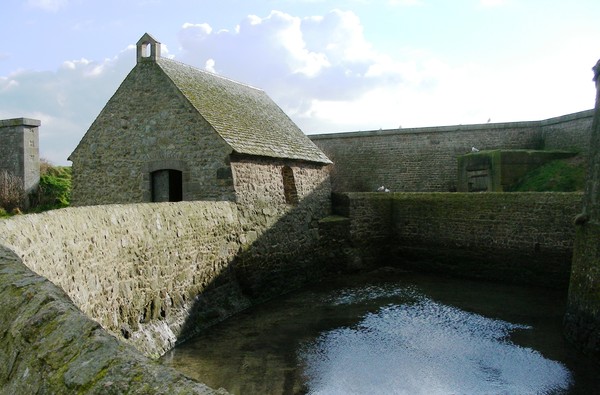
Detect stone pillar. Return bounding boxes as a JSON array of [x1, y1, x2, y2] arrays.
[[564, 59, 600, 359], [0, 118, 41, 204]]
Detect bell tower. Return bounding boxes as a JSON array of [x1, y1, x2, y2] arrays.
[[136, 33, 161, 63]]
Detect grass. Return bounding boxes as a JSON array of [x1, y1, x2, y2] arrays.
[[0, 164, 72, 217], [509, 157, 586, 192]]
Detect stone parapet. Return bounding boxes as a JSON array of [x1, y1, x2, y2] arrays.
[[0, 245, 227, 394], [310, 110, 593, 193]]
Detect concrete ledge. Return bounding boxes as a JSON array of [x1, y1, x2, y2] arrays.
[[0, 118, 41, 127]]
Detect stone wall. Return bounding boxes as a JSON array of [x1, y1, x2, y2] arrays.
[[565, 63, 600, 359], [0, 186, 331, 360], [231, 156, 331, 206], [0, 190, 583, 390], [310, 110, 593, 193], [333, 192, 581, 288], [0, 245, 225, 394], [542, 110, 595, 153], [0, 203, 244, 359]]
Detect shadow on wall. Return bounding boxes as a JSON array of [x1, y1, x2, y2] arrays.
[[0, 178, 349, 393], [174, 179, 343, 345]]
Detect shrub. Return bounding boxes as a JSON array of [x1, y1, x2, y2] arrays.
[[0, 170, 25, 212], [35, 167, 72, 210]]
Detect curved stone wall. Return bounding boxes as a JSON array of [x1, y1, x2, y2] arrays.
[[0, 202, 247, 358], [0, 191, 332, 356], [0, 245, 225, 394], [0, 190, 585, 390]]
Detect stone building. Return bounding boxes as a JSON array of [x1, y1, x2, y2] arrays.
[[69, 33, 331, 206], [0, 117, 41, 200]]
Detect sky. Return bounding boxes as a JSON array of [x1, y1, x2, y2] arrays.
[[1, 0, 600, 165]]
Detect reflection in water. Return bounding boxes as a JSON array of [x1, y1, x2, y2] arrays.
[[301, 297, 570, 394], [162, 271, 599, 395]]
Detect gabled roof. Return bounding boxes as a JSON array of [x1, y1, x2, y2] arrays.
[[157, 58, 331, 164]]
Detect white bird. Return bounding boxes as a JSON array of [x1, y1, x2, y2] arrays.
[[385, 188, 390, 193], [377, 186, 385, 192], [471, 146, 480, 152]]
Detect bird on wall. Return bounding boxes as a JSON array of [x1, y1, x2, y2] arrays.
[[471, 147, 480, 152]]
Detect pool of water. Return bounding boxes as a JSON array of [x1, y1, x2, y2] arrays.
[[161, 269, 600, 394]]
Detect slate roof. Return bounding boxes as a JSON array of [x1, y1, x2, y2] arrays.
[[157, 58, 331, 164]]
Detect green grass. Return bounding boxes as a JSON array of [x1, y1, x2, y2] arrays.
[[0, 165, 72, 216], [32, 166, 72, 211], [509, 158, 586, 192]]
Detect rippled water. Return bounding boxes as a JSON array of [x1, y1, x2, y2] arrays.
[[161, 270, 599, 394]]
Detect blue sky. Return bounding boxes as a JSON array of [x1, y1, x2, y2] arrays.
[[1, 0, 600, 164]]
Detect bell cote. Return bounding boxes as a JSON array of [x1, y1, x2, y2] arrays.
[[136, 33, 161, 63]]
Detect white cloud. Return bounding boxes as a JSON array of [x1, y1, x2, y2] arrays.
[[205, 59, 216, 73], [176, 9, 595, 134], [177, 9, 446, 131], [26, 0, 69, 12], [0, 48, 135, 164]]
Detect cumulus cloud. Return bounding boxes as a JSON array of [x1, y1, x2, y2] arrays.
[[178, 10, 416, 129], [0, 48, 134, 164], [177, 9, 458, 132], [176, 9, 595, 134]]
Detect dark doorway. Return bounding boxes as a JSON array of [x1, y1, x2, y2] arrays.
[[151, 169, 183, 202]]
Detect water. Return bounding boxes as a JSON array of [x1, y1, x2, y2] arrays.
[[161, 269, 599, 394]]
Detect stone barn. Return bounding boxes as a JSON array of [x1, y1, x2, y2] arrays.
[[69, 33, 331, 206]]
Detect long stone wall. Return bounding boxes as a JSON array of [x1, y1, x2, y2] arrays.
[[0, 191, 584, 391], [0, 194, 332, 391], [310, 110, 594, 193], [333, 192, 581, 288], [0, 245, 225, 394], [1, 202, 245, 358], [0, 184, 330, 347]]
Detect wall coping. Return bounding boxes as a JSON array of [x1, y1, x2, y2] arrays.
[[0, 118, 41, 128], [309, 109, 594, 141]]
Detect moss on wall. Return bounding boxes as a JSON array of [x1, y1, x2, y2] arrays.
[[565, 223, 600, 359], [509, 157, 586, 192], [0, 246, 227, 394], [333, 192, 581, 288], [457, 149, 578, 192]]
